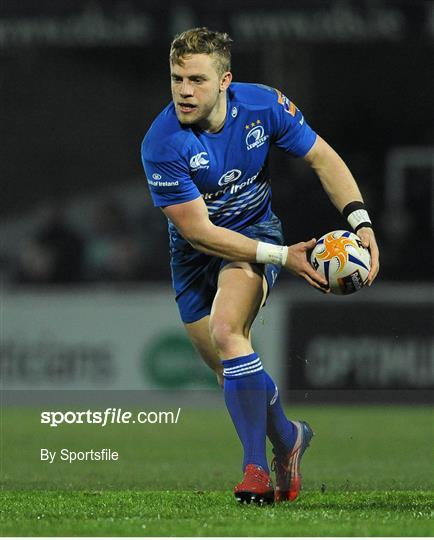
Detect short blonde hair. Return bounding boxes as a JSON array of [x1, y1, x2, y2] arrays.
[[170, 27, 233, 76]]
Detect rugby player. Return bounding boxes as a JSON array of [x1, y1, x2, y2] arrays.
[[141, 27, 379, 504]]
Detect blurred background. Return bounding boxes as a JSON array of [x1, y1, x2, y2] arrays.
[[1, 0, 433, 402]]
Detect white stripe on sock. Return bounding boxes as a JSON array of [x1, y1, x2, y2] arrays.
[[223, 363, 263, 378], [223, 365, 264, 378], [223, 359, 262, 376], [223, 357, 261, 373]]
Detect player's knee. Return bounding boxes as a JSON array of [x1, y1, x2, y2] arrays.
[[209, 319, 241, 354]]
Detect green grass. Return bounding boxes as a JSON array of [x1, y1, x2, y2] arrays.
[[1, 490, 432, 536], [1, 404, 433, 536]]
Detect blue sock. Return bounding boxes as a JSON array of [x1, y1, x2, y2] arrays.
[[223, 352, 268, 473], [263, 370, 297, 455]]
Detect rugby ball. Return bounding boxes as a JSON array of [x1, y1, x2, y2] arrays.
[[310, 230, 371, 295]]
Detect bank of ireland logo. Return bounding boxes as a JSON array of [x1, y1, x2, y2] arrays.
[[190, 152, 209, 171], [218, 169, 242, 186], [152, 173, 162, 180], [245, 120, 269, 151]]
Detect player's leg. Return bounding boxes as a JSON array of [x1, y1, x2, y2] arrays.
[[184, 267, 300, 462], [208, 262, 275, 503], [211, 262, 313, 503], [183, 264, 264, 386], [185, 314, 267, 389], [184, 315, 223, 386], [210, 262, 262, 357], [182, 256, 312, 502]]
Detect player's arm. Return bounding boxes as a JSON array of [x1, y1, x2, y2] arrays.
[[303, 135, 380, 285], [161, 196, 329, 291]]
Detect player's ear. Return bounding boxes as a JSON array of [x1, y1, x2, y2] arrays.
[[220, 71, 232, 92]]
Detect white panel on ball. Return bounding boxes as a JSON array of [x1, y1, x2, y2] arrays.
[[310, 230, 371, 295]]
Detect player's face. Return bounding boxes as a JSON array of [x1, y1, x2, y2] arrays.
[[170, 54, 231, 128]]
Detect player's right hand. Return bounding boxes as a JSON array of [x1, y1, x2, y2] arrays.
[[284, 239, 330, 293]]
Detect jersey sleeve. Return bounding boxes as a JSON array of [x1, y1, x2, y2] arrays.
[[141, 144, 201, 208], [270, 88, 317, 157]]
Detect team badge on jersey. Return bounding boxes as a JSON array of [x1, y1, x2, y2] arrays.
[[245, 119, 269, 151], [275, 89, 297, 116]]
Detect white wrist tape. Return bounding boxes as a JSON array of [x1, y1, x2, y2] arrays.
[[256, 242, 288, 266], [347, 209, 372, 232]]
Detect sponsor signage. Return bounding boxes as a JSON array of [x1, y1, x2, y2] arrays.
[[218, 169, 242, 186], [287, 302, 434, 391], [1, 288, 283, 390], [1, 4, 429, 48], [0, 290, 212, 390]]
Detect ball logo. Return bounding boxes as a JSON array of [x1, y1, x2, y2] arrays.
[[316, 233, 358, 272], [190, 152, 209, 171], [152, 173, 162, 180], [246, 125, 268, 151], [311, 230, 370, 295], [218, 169, 242, 186]]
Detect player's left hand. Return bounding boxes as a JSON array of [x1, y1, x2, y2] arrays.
[[357, 227, 379, 286]]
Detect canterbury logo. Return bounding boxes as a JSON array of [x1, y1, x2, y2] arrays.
[[190, 152, 209, 170], [316, 234, 358, 272]]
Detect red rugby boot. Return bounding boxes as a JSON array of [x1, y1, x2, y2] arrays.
[[271, 420, 314, 502], [234, 464, 274, 505]]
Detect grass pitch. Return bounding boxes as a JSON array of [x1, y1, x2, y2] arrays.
[[1, 404, 433, 536]]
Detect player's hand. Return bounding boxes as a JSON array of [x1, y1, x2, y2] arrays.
[[284, 239, 330, 293], [357, 227, 379, 286]]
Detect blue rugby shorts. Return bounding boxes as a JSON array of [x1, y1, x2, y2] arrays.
[[171, 214, 284, 324]]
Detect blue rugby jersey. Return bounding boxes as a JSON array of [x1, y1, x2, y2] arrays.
[[141, 82, 317, 250]]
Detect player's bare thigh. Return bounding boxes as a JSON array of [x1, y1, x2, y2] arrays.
[[210, 262, 264, 359], [184, 262, 267, 381]]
